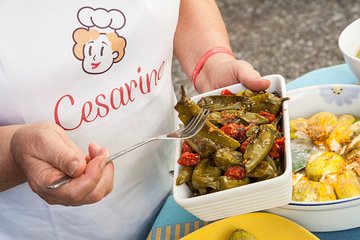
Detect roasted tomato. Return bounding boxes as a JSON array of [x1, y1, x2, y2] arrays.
[[259, 111, 276, 123], [269, 136, 285, 159], [181, 141, 193, 154], [177, 152, 201, 166], [221, 123, 247, 140], [220, 89, 235, 96], [225, 166, 246, 180]]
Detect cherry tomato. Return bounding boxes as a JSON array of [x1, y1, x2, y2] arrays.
[[181, 141, 193, 154], [177, 152, 201, 166], [225, 166, 246, 180], [259, 111, 276, 123], [220, 123, 247, 140], [269, 137, 285, 159], [240, 137, 251, 154], [220, 89, 235, 96]]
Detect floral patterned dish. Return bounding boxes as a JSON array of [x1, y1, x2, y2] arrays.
[[268, 84, 360, 232]]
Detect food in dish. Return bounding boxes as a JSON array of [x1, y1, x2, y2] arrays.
[[229, 228, 256, 240], [180, 212, 319, 240], [174, 86, 288, 196], [290, 111, 360, 202]]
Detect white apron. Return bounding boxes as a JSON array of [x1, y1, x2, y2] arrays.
[[0, 1, 180, 239]]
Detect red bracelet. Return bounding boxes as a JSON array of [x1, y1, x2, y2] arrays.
[[192, 47, 234, 91]]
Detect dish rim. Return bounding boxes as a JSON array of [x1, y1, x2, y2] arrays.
[[173, 74, 292, 204], [286, 83, 360, 208]]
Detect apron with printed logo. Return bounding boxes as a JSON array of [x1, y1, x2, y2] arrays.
[[0, 1, 180, 239]]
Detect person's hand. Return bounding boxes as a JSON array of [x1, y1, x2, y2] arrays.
[[10, 122, 114, 206], [195, 53, 270, 93]]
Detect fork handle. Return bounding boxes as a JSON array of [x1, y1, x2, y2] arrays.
[[108, 137, 157, 161], [47, 137, 157, 189], [47, 175, 73, 189]]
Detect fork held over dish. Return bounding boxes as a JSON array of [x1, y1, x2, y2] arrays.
[[47, 108, 210, 189]]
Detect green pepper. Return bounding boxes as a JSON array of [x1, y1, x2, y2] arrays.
[[176, 166, 194, 186], [248, 92, 288, 115], [208, 110, 244, 126], [218, 176, 250, 190], [247, 160, 277, 180], [197, 95, 252, 111], [174, 87, 240, 149], [244, 125, 275, 173], [245, 124, 258, 137], [207, 111, 225, 125], [192, 159, 221, 192], [236, 89, 258, 97], [186, 136, 220, 157], [240, 112, 270, 125], [214, 148, 244, 171], [264, 155, 281, 176]]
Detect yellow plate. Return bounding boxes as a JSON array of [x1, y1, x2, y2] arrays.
[[181, 212, 319, 240]]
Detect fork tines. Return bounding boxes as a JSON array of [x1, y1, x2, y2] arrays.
[[170, 108, 209, 139]]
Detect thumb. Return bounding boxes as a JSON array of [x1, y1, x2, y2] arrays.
[[45, 142, 86, 177], [40, 130, 87, 177], [241, 77, 271, 92], [233, 60, 270, 91]]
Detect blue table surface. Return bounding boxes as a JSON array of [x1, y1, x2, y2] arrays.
[[150, 64, 360, 240]]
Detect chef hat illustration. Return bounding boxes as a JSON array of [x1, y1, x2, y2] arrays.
[[77, 7, 126, 34]]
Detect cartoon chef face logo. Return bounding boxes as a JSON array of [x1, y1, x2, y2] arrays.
[[72, 7, 127, 74]]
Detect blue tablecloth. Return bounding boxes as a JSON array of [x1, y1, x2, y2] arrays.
[[148, 64, 360, 240]]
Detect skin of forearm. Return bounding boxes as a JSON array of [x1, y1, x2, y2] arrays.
[[174, 0, 232, 79], [0, 125, 26, 191]]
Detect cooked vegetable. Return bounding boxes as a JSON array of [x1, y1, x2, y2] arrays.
[[305, 152, 346, 182], [229, 228, 257, 240], [290, 118, 309, 139], [292, 174, 337, 202], [333, 170, 360, 199], [247, 158, 278, 180], [175, 87, 287, 196], [240, 112, 270, 125], [219, 176, 250, 190], [325, 114, 355, 152], [307, 112, 338, 146], [176, 166, 193, 185], [246, 92, 286, 115], [197, 95, 251, 111], [244, 125, 275, 173], [214, 148, 244, 171], [291, 111, 360, 202], [186, 136, 220, 157], [174, 87, 240, 149], [191, 159, 222, 193]]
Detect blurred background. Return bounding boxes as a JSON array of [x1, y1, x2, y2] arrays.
[[172, 0, 360, 98]]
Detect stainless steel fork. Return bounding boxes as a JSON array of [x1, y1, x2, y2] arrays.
[[47, 108, 210, 189]]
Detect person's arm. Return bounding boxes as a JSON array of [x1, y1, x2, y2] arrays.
[[0, 125, 26, 190], [174, 0, 270, 93]]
